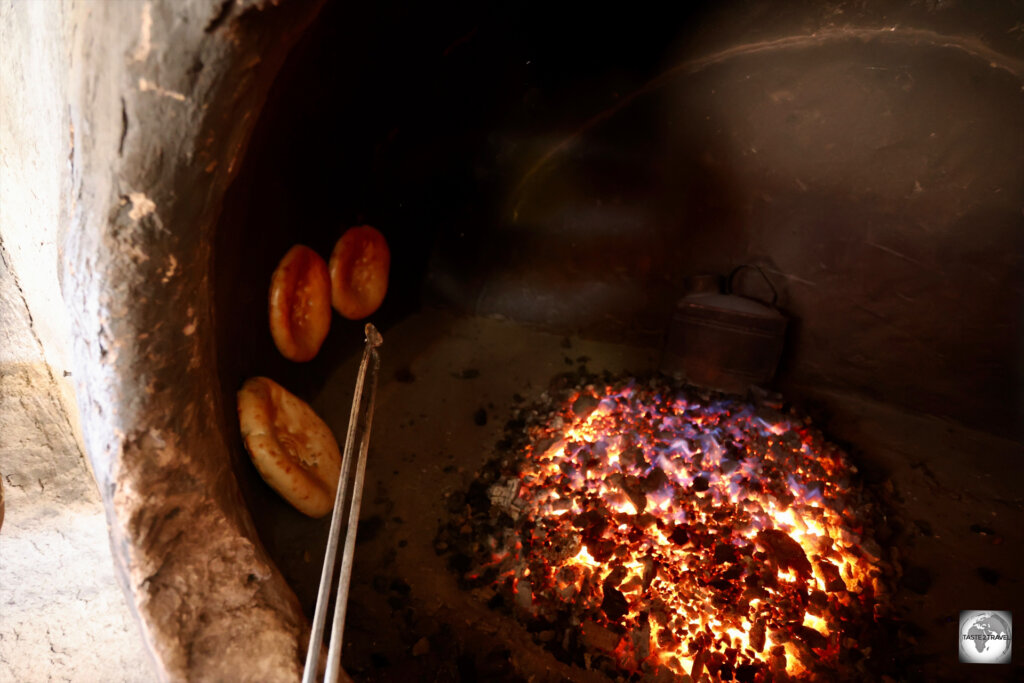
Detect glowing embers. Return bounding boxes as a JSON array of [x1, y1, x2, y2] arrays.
[[449, 377, 889, 681]]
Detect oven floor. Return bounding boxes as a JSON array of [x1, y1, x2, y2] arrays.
[[249, 309, 1022, 682], [322, 310, 656, 682]]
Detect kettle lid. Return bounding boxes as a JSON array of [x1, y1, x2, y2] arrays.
[[680, 291, 782, 318], [678, 266, 784, 320]]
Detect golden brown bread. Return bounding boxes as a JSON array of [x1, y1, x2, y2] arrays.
[[237, 377, 341, 517], [269, 245, 332, 361], [329, 226, 390, 320]]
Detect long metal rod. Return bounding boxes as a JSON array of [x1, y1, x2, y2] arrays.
[[324, 328, 380, 682], [302, 323, 383, 683]]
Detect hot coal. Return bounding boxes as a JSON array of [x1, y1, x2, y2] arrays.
[[438, 372, 895, 681]]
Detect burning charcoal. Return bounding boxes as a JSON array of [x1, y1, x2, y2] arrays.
[[808, 589, 828, 613], [839, 527, 861, 547], [669, 525, 689, 545], [614, 645, 640, 674], [756, 529, 812, 578], [574, 506, 605, 531], [508, 498, 527, 520], [721, 564, 743, 580], [690, 649, 708, 680], [549, 496, 573, 513], [790, 637, 819, 669], [443, 374, 891, 681], [555, 582, 579, 602], [721, 457, 740, 474], [581, 619, 620, 652], [706, 651, 725, 677], [769, 648, 787, 675], [621, 443, 648, 470], [646, 665, 677, 683], [548, 530, 582, 562], [533, 436, 559, 457], [586, 539, 616, 563], [605, 566, 628, 588], [646, 595, 668, 623], [642, 467, 668, 493], [633, 513, 657, 530], [814, 532, 834, 555], [692, 528, 714, 549], [772, 486, 796, 510], [742, 498, 765, 516], [714, 543, 738, 564], [656, 627, 676, 650], [600, 586, 629, 621], [769, 627, 792, 648], [641, 557, 656, 590], [572, 393, 600, 418], [797, 625, 829, 651], [608, 473, 647, 513], [620, 575, 643, 592], [816, 560, 846, 592], [487, 479, 520, 511], [735, 663, 759, 682], [858, 537, 883, 562], [750, 619, 766, 652], [804, 479, 825, 498], [632, 616, 652, 661], [712, 507, 735, 522]]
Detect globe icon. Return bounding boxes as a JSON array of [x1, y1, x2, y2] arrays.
[[959, 610, 1012, 664]]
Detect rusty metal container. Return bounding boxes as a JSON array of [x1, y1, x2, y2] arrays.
[[662, 267, 787, 393]]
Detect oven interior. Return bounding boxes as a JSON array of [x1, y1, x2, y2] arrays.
[[212, 1, 1023, 680]]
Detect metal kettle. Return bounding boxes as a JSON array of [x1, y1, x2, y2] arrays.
[[661, 266, 787, 393]]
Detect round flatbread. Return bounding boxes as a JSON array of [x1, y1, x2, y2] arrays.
[[329, 226, 390, 320], [269, 244, 332, 361], [237, 377, 341, 517]]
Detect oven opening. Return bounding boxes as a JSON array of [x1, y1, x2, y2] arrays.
[[71, 0, 1021, 680]]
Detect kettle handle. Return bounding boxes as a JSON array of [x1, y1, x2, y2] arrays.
[[727, 265, 779, 308]]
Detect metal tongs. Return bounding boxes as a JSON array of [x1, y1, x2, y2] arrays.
[[302, 323, 383, 683]]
